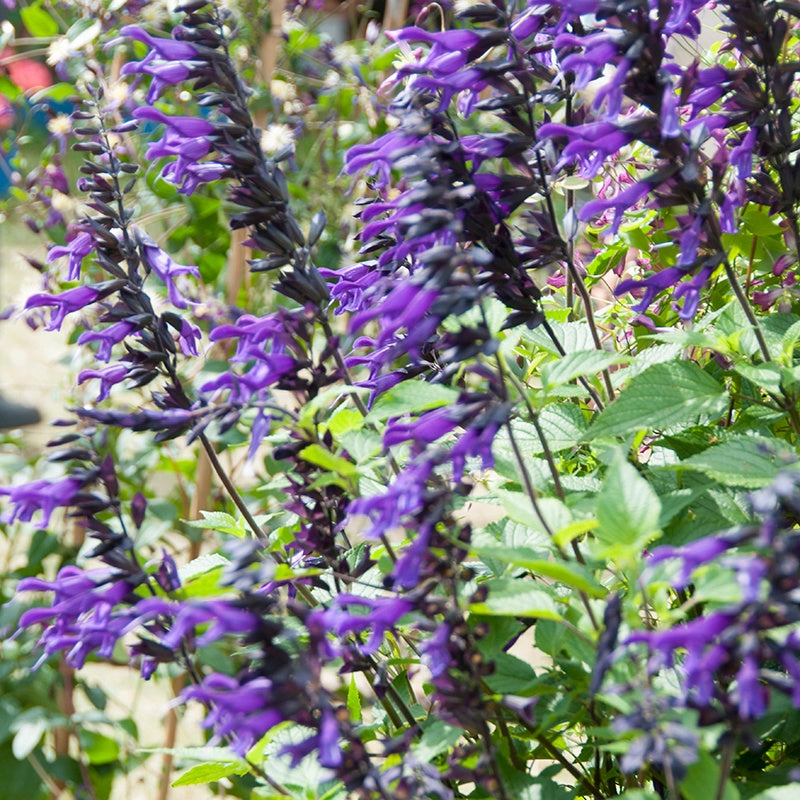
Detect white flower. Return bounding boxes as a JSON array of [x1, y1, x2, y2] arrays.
[[47, 114, 72, 138], [333, 42, 360, 68], [270, 80, 297, 103], [50, 190, 75, 216], [260, 123, 295, 155], [46, 37, 79, 67]]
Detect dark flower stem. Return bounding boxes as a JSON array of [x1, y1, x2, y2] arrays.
[[534, 151, 616, 402], [714, 736, 735, 800], [317, 313, 400, 563], [706, 215, 771, 363], [197, 433, 320, 608], [198, 432, 268, 543]]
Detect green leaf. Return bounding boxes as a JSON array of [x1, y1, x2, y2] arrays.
[[588, 361, 728, 440], [470, 545, 605, 597], [470, 577, 563, 620], [413, 721, 463, 762], [328, 408, 364, 437], [678, 436, 796, 488], [299, 443, 357, 478], [681, 750, 740, 800], [20, 3, 59, 37], [178, 553, 229, 583], [183, 510, 248, 538], [526, 321, 598, 355], [742, 205, 784, 237], [541, 350, 624, 391], [595, 451, 661, 557], [734, 362, 784, 394], [366, 382, 459, 422], [11, 718, 47, 760], [535, 404, 588, 452], [749, 785, 800, 799], [77, 731, 119, 766], [482, 652, 538, 693], [347, 675, 362, 725], [495, 490, 572, 535], [172, 761, 249, 787]]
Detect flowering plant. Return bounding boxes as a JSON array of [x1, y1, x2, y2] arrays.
[[2, 0, 800, 798]]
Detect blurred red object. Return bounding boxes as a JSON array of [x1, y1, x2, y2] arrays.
[[0, 94, 13, 130], [1, 47, 53, 92]]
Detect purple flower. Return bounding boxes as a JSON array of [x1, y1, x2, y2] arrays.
[[313, 594, 414, 654], [138, 233, 199, 309], [47, 231, 94, 281], [733, 653, 768, 719], [25, 285, 101, 331], [78, 320, 137, 362], [579, 180, 653, 234], [0, 476, 85, 527], [647, 536, 734, 589], [119, 25, 200, 61], [348, 460, 434, 539], [78, 364, 129, 401], [17, 566, 136, 668], [132, 108, 217, 192], [181, 673, 283, 756]]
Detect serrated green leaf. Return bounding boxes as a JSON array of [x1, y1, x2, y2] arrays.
[[541, 349, 625, 391], [299, 443, 357, 477], [414, 721, 463, 762], [678, 436, 795, 487], [483, 652, 539, 694], [470, 577, 563, 620], [735, 362, 784, 394], [781, 319, 800, 361], [535, 404, 588, 452], [588, 361, 727, 440], [495, 490, 572, 535], [347, 675, 362, 724], [526, 321, 597, 355], [183, 510, 248, 538], [471, 545, 605, 597], [366, 382, 459, 422], [172, 761, 249, 787], [328, 407, 364, 436], [178, 553, 229, 583], [595, 451, 661, 556]]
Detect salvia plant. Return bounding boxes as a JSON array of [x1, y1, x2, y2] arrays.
[[3, 0, 800, 798]]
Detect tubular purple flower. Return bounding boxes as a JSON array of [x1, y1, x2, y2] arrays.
[[123, 59, 202, 103], [0, 475, 85, 527], [47, 231, 94, 281], [17, 566, 136, 668], [133, 107, 214, 138], [139, 235, 199, 309], [647, 535, 734, 588], [119, 25, 200, 60], [347, 460, 434, 539], [78, 363, 129, 401], [316, 594, 414, 654], [733, 653, 768, 719], [181, 673, 283, 756], [25, 285, 101, 331], [579, 180, 652, 234], [78, 320, 138, 362]]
